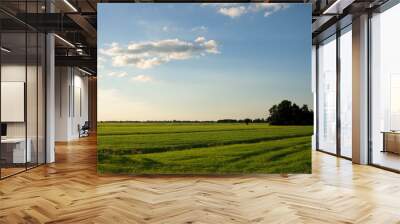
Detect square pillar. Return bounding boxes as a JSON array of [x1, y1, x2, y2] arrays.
[[352, 14, 369, 164], [46, 32, 55, 163]]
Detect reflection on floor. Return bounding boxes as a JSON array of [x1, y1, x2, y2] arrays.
[[373, 150, 400, 170], [0, 167, 25, 178], [0, 163, 42, 178], [0, 136, 400, 223]]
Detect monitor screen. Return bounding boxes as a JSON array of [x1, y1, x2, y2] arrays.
[[1, 123, 7, 137]]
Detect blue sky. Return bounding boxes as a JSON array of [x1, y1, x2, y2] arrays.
[[98, 3, 311, 121]]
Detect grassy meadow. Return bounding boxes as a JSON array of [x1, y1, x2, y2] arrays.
[[97, 122, 313, 174]]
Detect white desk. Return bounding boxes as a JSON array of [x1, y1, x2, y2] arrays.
[[1, 138, 31, 163]]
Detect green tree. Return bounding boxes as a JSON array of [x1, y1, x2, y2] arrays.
[[267, 100, 313, 125]]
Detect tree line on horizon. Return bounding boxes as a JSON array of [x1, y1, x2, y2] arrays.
[[99, 100, 313, 126], [266, 100, 313, 125]]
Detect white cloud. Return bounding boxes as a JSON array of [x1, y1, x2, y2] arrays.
[[100, 37, 220, 69], [131, 75, 152, 83], [107, 71, 128, 78], [191, 26, 208, 32], [162, 26, 168, 31], [99, 42, 121, 57], [201, 3, 241, 7], [203, 3, 289, 18], [249, 3, 290, 17], [218, 6, 247, 18], [98, 56, 106, 69], [203, 40, 219, 54], [195, 36, 206, 43]]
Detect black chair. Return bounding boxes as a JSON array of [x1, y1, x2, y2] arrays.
[[79, 121, 90, 138]]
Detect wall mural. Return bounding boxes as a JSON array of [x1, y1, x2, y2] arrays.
[[97, 3, 312, 174]]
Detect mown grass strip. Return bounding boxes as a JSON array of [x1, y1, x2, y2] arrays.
[[98, 133, 311, 155], [98, 136, 311, 174], [98, 123, 312, 136]]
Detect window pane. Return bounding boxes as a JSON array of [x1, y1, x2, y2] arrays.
[[318, 35, 337, 154], [38, 33, 46, 165], [340, 27, 352, 158], [1, 31, 27, 177], [371, 3, 400, 171], [27, 31, 38, 169]]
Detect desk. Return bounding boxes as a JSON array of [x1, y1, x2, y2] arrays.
[[382, 131, 400, 154], [1, 138, 31, 163]]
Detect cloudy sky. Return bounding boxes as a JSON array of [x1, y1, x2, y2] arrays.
[[98, 3, 311, 121]]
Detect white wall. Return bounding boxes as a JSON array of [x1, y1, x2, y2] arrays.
[[1, 63, 46, 164], [1, 65, 26, 139], [72, 73, 89, 138], [55, 66, 70, 141], [1, 65, 41, 138], [55, 67, 89, 141]]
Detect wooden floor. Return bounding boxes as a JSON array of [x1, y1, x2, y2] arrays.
[[372, 150, 400, 171], [1, 136, 400, 223], [0, 167, 26, 178]]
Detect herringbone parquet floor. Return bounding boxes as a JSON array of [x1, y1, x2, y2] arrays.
[[1, 136, 400, 224]]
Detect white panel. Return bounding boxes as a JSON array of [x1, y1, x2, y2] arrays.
[[1, 82, 25, 122]]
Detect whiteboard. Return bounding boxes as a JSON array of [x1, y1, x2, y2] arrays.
[[1, 82, 25, 122]]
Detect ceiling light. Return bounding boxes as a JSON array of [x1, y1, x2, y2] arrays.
[[323, 0, 355, 15], [78, 67, 93, 76], [1, 47, 11, 53], [63, 0, 78, 12], [76, 48, 85, 55], [323, 1, 340, 14], [54, 34, 75, 48]]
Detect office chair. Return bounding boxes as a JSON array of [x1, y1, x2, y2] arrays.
[[79, 121, 90, 138]]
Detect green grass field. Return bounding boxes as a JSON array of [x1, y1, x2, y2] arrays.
[[97, 123, 313, 174]]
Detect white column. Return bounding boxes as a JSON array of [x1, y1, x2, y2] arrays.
[[46, 32, 55, 163], [352, 14, 369, 164]]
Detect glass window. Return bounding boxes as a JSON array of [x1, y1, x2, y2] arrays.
[[38, 32, 46, 165], [27, 31, 39, 169], [339, 26, 352, 158], [371, 3, 400, 171], [317, 35, 337, 154], [0, 2, 46, 179], [1, 31, 28, 178]]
